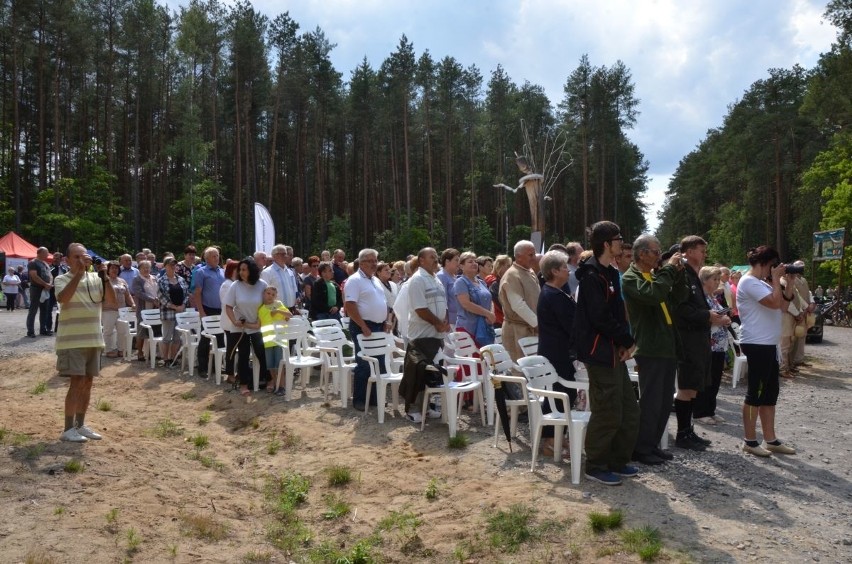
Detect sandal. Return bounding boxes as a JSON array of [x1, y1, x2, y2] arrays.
[[240, 387, 251, 397]]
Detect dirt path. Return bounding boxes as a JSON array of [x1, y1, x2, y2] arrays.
[[1, 309, 850, 563]]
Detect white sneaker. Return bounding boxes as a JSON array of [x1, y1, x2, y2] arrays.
[[406, 412, 423, 423], [76, 425, 103, 440], [712, 414, 726, 423], [60, 428, 88, 442], [426, 408, 442, 419], [695, 416, 717, 425]]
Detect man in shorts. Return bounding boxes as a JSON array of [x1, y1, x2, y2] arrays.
[[55, 242, 117, 442]]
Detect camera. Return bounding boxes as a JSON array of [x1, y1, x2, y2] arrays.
[[783, 264, 805, 275]]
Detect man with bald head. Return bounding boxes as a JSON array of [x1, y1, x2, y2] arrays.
[[55, 242, 117, 441], [26, 246, 54, 338], [499, 240, 541, 364]]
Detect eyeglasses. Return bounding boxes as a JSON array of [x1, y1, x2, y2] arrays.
[[609, 236, 624, 242], [645, 248, 661, 256]]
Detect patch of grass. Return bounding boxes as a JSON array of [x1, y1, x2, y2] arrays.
[[180, 391, 196, 400], [106, 508, 119, 527], [167, 543, 178, 558], [151, 418, 184, 438], [589, 509, 623, 533], [0, 427, 7, 442], [486, 504, 536, 552], [447, 433, 469, 449], [425, 477, 441, 500], [188, 450, 225, 471], [325, 464, 352, 487], [53, 506, 65, 516], [96, 398, 112, 412], [11, 432, 30, 447], [125, 527, 142, 554], [321, 493, 351, 520], [251, 417, 260, 430], [190, 433, 209, 450], [25, 443, 46, 460], [376, 509, 421, 546], [23, 549, 57, 564], [266, 520, 312, 553], [242, 550, 273, 563], [31, 381, 48, 395], [308, 538, 376, 564], [264, 471, 312, 551], [621, 526, 663, 561], [267, 436, 281, 455], [198, 411, 212, 425], [179, 512, 228, 541], [63, 459, 84, 473]]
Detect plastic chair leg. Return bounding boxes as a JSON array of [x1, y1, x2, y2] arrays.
[[530, 426, 542, 471], [376, 381, 388, 424], [569, 421, 585, 484]]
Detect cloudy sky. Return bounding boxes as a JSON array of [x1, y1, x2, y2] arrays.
[[169, 0, 838, 231]]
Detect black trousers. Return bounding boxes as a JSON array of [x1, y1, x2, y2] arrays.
[[633, 355, 677, 456], [693, 351, 726, 418], [197, 307, 222, 374]]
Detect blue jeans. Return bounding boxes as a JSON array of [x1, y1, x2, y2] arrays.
[[349, 320, 385, 408]]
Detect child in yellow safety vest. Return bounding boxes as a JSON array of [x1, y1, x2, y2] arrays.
[[258, 286, 292, 395]]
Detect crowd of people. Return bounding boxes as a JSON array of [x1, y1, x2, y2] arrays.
[[36, 228, 811, 485]]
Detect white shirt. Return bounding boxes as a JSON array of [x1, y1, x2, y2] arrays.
[[260, 263, 298, 307], [738, 274, 781, 345], [224, 279, 268, 334], [219, 279, 235, 331], [405, 267, 448, 340], [343, 269, 387, 324]]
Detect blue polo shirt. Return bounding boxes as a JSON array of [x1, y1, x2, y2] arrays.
[[193, 264, 225, 309]]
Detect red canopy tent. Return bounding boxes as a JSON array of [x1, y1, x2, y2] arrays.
[[0, 231, 40, 259]]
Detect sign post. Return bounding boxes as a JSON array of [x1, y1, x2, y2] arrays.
[[813, 228, 846, 292]]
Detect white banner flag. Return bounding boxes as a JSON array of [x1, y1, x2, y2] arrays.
[[254, 203, 275, 254]]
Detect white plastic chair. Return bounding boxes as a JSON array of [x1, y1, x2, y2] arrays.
[[518, 355, 590, 485], [517, 335, 539, 357], [494, 327, 503, 346], [116, 307, 137, 361], [487, 372, 532, 450], [173, 311, 201, 375], [356, 332, 404, 423], [201, 316, 228, 385], [138, 309, 164, 369], [419, 364, 483, 438], [729, 332, 748, 388], [479, 343, 519, 428], [444, 332, 489, 423], [314, 325, 356, 408], [273, 317, 323, 401]]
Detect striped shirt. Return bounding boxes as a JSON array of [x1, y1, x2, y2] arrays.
[[55, 272, 105, 350]]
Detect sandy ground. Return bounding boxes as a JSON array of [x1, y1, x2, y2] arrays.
[[1, 308, 851, 563]]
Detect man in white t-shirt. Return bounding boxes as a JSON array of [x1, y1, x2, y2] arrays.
[[398, 248, 451, 421], [344, 248, 388, 411]]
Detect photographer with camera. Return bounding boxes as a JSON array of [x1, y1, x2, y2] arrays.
[[737, 246, 796, 457]]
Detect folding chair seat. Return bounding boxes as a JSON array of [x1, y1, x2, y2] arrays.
[[173, 311, 201, 375], [443, 332, 488, 425], [517, 335, 539, 358], [273, 317, 323, 401], [116, 306, 137, 362], [420, 363, 483, 438], [138, 309, 164, 369], [314, 325, 356, 408], [356, 332, 404, 423], [518, 355, 590, 485], [200, 316, 228, 385]]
